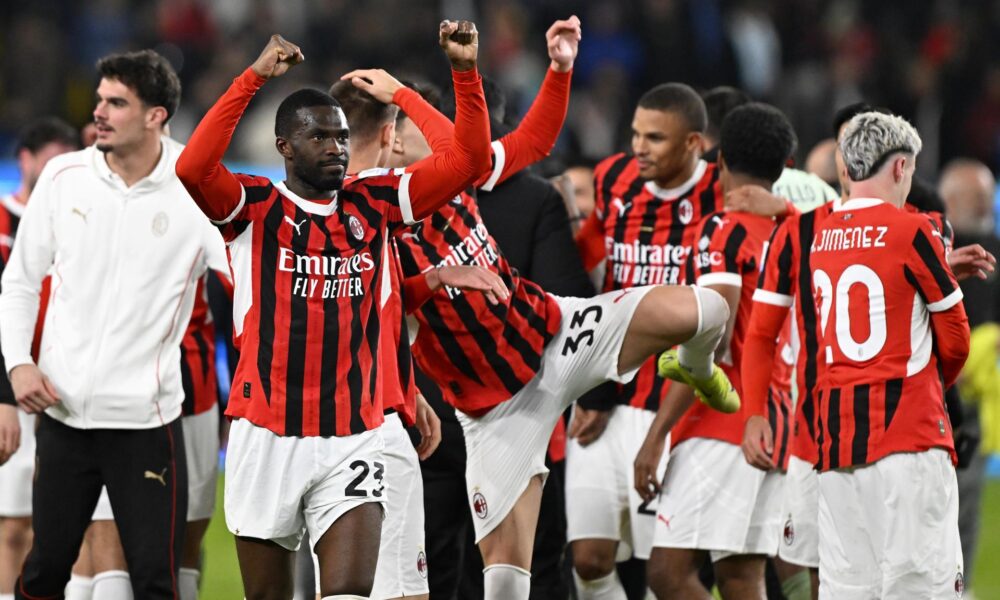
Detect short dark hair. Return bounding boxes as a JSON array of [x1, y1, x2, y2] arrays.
[[702, 86, 750, 142], [328, 80, 399, 143], [96, 50, 181, 123], [15, 117, 79, 155], [637, 83, 707, 133], [275, 89, 341, 138], [720, 103, 797, 183]]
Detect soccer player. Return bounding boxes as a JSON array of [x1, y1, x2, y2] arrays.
[[336, 21, 737, 600], [809, 111, 969, 598], [0, 50, 223, 599], [0, 117, 79, 600], [638, 103, 796, 600], [567, 82, 727, 599], [175, 24, 491, 599]]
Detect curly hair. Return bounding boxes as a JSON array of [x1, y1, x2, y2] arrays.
[[719, 103, 796, 183]]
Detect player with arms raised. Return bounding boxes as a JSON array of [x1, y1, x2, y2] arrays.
[[175, 24, 491, 599], [809, 112, 969, 599]]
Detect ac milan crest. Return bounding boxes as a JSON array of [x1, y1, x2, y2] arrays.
[[348, 215, 365, 240], [678, 199, 694, 224], [417, 551, 428, 579], [783, 517, 795, 546], [955, 570, 964, 597], [472, 491, 488, 519]]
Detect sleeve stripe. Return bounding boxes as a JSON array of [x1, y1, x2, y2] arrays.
[[399, 172, 415, 224], [753, 288, 794, 307], [775, 231, 794, 295], [211, 184, 247, 225], [698, 272, 743, 288], [927, 288, 964, 312], [478, 140, 506, 192], [912, 227, 957, 298]]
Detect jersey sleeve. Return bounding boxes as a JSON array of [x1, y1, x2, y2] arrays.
[[687, 213, 748, 288], [393, 86, 455, 153], [752, 217, 796, 308], [904, 217, 963, 312]]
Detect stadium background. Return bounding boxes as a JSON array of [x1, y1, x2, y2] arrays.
[[1, 0, 999, 597]]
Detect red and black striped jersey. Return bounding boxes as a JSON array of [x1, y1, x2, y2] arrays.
[[0, 195, 23, 270], [674, 210, 792, 452], [753, 202, 836, 464], [217, 171, 423, 436], [586, 155, 722, 411], [380, 240, 417, 425], [394, 191, 561, 415], [180, 277, 220, 417], [809, 198, 966, 470]]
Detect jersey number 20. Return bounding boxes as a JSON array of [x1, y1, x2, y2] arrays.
[[813, 265, 887, 363]]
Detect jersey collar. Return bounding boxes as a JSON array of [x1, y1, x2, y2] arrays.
[[274, 180, 339, 216], [644, 159, 708, 200], [834, 197, 885, 212]]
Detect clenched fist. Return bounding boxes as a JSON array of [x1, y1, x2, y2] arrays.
[[251, 35, 305, 79], [439, 20, 479, 72]]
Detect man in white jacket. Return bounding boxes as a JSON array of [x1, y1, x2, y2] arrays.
[[0, 49, 224, 600]]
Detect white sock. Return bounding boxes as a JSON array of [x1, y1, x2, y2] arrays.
[[573, 569, 628, 600], [1, 593, 15, 600], [179, 567, 200, 600], [320, 596, 368, 599], [64, 574, 94, 600], [91, 570, 133, 600], [678, 286, 728, 379], [484, 564, 531, 600]]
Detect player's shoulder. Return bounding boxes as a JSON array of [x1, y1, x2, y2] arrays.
[[38, 148, 92, 183]]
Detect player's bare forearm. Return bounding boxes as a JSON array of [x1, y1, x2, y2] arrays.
[[651, 381, 695, 440]]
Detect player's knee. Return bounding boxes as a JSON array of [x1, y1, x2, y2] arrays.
[[572, 552, 615, 581], [0, 517, 32, 552], [319, 574, 375, 599], [692, 285, 729, 337]]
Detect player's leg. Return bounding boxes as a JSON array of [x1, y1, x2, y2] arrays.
[[179, 405, 221, 600], [0, 517, 31, 600], [66, 539, 94, 600], [313, 504, 383, 597], [100, 419, 187, 600], [0, 409, 35, 600], [235, 537, 296, 599], [86, 519, 131, 600], [714, 554, 766, 600], [16, 416, 103, 599], [773, 558, 814, 600], [647, 547, 711, 599], [570, 539, 624, 599], [778, 456, 821, 600], [477, 476, 542, 600]]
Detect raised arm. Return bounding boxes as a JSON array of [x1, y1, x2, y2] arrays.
[[176, 35, 304, 221]]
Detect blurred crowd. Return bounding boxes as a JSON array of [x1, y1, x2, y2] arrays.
[[2, 0, 1000, 177]]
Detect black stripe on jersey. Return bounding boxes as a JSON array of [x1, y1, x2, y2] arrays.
[[777, 390, 790, 467], [397, 309, 413, 390], [776, 231, 794, 295], [642, 375, 667, 412], [694, 214, 723, 277], [884, 377, 903, 430], [341, 215, 376, 435], [180, 351, 195, 415], [314, 218, 342, 436], [827, 387, 841, 469], [797, 212, 819, 439], [361, 282, 381, 432], [394, 237, 486, 387], [851, 383, 870, 464], [815, 389, 825, 471], [258, 197, 285, 405], [767, 387, 777, 437], [756, 227, 781, 289], [636, 184, 662, 247], [723, 223, 748, 274], [284, 205, 312, 437], [698, 170, 720, 214], [600, 155, 632, 217], [192, 330, 211, 380], [912, 228, 957, 299]]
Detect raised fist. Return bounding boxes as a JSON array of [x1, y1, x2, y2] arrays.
[[251, 35, 304, 79], [546, 16, 582, 73], [439, 20, 479, 72]]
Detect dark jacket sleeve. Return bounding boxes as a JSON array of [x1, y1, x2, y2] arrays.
[[524, 176, 595, 298]]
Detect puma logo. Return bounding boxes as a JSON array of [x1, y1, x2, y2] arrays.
[[144, 468, 167, 486], [284, 216, 308, 236], [72, 207, 90, 223]]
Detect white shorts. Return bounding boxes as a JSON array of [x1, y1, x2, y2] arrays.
[[818, 449, 964, 600], [459, 287, 653, 542], [224, 418, 385, 551], [653, 437, 780, 561], [778, 455, 819, 568], [0, 409, 36, 517], [93, 406, 220, 522], [565, 404, 668, 560]]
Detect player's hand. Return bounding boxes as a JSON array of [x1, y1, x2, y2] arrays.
[[0, 404, 21, 465], [546, 16, 582, 73], [725, 185, 789, 217], [431, 266, 509, 305], [439, 20, 479, 72], [633, 430, 666, 503], [9, 364, 60, 414], [414, 393, 442, 460], [567, 405, 611, 447], [250, 35, 304, 79], [339, 69, 404, 105], [948, 243, 996, 281], [741, 415, 776, 471]]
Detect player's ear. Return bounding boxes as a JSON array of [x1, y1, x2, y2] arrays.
[[275, 137, 293, 160], [146, 106, 168, 131], [391, 129, 405, 156], [893, 156, 906, 182], [687, 131, 704, 153], [379, 121, 395, 151]]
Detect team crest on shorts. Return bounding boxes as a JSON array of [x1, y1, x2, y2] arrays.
[[472, 491, 488, 519], [417, 551, 428, 579], [783, 517, 795, 546], [955, 569, 964, 597], [678, 199, 694, 224], [348, 215, 365, 240]]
